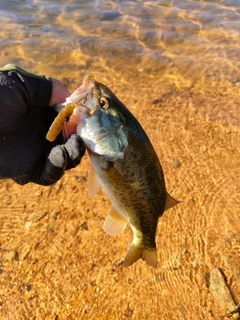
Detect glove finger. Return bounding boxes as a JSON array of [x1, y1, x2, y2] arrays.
[[30, 145, 68, 186], [63, 134, 86, 170]]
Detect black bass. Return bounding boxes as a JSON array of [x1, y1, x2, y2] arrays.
[[47, 75, 179, 268]]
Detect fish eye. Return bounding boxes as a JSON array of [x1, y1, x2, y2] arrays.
[[99, 96, 109, 109]]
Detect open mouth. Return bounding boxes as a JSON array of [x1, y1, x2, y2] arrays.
[[46, 74, 96, 142], [66, 74, 95, 105]]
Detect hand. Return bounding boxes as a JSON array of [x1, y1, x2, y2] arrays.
[[30, 134, 86, 186], [0, 64, 86, 186], [29, 78, 86, 186], [49, 78, 70, 106]]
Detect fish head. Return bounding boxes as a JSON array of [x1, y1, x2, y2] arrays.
[[69, 75, 129, 160]]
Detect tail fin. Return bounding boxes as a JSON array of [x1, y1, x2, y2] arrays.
[[122, 243, 157, 268]]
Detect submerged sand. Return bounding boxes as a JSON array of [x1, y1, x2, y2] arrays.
[[1, 87, 240, 319]]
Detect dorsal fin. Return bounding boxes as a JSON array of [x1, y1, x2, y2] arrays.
[[164, 192, 180, 211], [87, 164, 102, 198], [103, 207, 128, 235]]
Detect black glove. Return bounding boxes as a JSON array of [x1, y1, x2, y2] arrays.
[[28, 134, 86, 186]]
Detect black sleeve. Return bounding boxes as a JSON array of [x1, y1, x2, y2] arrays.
[[0, 64, 52, 136]]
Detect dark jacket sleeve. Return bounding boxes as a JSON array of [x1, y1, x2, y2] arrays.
[[0, 64, 52, 136]]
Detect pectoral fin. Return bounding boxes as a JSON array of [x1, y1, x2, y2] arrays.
[[88, 165, 102, 198], [164, 192, 180, 211], [103, 207, 128, 235]]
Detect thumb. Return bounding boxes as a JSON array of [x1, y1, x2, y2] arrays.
[[49, 78, 70, 106]]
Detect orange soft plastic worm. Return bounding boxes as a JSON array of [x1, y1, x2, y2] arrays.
[[46, 103, 76, 142]]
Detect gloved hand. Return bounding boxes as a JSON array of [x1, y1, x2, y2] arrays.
[[28, 134, 86, 186], [0, 64, 86, 186]]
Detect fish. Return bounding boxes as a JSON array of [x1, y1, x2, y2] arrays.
[[46, 74, 179, 268]]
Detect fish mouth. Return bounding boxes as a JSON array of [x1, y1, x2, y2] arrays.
[[62, 74, 98, 140], [47, 74, 97, 141], [66, 74, 96, 112]]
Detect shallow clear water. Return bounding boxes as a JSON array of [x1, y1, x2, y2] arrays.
[[0, 1, 240, 319], [1, 0, 240, 99]]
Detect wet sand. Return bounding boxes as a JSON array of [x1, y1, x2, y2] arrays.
[[1, 87, 240, 319]]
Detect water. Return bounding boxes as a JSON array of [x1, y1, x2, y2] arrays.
[[1, 0, 240, 99], [0, 1, 240, 319], [1, 0, 240, 125]]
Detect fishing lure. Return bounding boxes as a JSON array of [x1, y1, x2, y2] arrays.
[[46, 103, 76, 141]]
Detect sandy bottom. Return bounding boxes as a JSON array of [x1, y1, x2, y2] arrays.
[[0, 86, 240, 320]]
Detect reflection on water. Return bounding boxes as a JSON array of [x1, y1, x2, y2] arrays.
[[1, 0, 240, 103], [0, 1, 240, 319]]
